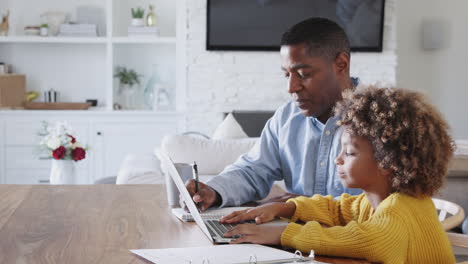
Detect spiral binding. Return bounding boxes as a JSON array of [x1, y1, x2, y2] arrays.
[[186, 258, 211, 264], [185, 249, 315, 264], [245, 249, 314, 264]]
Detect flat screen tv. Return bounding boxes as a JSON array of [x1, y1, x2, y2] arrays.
[[207, 0, 386, 52]]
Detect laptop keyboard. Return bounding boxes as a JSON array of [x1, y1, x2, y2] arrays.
[[205, 220, 236, 236], [205, 219, 255, 238]]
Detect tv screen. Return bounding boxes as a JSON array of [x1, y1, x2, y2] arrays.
[[207, 0, 385, 52]]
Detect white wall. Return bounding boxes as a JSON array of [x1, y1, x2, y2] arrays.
[[397, 0, 468, 139], [183, 0, 397, 135]]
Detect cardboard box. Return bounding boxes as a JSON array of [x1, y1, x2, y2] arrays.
[[0, 74, 26, 108]]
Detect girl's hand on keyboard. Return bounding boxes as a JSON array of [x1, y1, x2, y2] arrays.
[[224, 224, 286, 245], [220, 202, 296, 224]]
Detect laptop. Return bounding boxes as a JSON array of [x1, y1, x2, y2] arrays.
[[159, 152, 242, 243]]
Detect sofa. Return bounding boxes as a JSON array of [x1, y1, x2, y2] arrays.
[[116, 111, 287, 197]]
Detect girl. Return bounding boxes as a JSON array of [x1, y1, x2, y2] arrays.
[[221, 86, 456, 263]]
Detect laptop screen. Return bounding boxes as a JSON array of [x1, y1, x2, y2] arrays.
[[158, 152, 214, 242]]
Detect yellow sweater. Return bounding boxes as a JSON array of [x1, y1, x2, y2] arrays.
[[281, 193, 455, 264]]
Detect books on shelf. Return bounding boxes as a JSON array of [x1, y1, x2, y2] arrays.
[[128, 26, 159, 37], [58, 24, 97, 37]]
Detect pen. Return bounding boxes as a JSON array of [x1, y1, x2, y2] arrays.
[[193, 161, 200, 212]]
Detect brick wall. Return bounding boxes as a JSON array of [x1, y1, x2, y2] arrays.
[[184, 0, 397, 135]]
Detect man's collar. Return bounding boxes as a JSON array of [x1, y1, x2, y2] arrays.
[[351, 77, 359, 87]]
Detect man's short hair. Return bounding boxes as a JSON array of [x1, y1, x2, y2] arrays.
[[281, 17, 350, 61]]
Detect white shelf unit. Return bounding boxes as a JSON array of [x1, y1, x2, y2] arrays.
[[0, 0, 185, 112], [0, 0, 187, 184], [111, 37, 176, 44], [0, 36, 178, 46], [0, 36, 108, 44]]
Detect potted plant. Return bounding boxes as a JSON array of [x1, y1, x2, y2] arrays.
[[114, 66, 141, 109], [131, 7, 145, 27], [40, 23, 49, 36]]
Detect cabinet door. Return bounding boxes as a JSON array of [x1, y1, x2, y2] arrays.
[[93, 122, 178, 182], [5, 169, 50, 184]]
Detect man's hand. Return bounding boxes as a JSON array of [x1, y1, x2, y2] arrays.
[[224, 224, 287, 245], [184, 179, 221, 211], [220, 202, 296, 224]]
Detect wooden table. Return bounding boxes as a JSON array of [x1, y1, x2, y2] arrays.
[[0, 185, 369, 264]]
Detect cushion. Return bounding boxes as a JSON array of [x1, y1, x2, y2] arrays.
[[116, 154, 163, 184], [229, 111, 275, 137], [160, 134, 258, 175], [212, 113, 248, 140]]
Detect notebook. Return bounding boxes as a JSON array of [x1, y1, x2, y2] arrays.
[[131, 244, 326, 264], [171, 207, 253, 222]]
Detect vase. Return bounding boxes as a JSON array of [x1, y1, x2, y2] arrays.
[[131, 18, 145, 27], [146, 5, 157, 27], [40, 11, 67, 36], [143, 64, 159, 110], [40, 27, 48, 37], [50, 159, 76, 184], [120, 83, 138, 109], [154, 84, 171, 111]]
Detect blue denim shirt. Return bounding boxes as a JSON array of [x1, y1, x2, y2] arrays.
[[208, 101, 362, 207]]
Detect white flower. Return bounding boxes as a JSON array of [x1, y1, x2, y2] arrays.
[[46, 136, 61, 150]]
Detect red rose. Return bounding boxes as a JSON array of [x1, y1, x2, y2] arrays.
[[67, 134, 76, 144], [72, 147, 86, 161], [52, 146, 66, 160]]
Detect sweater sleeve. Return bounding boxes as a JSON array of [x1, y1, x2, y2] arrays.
[[286, 193, 363, 226], [281, 209, 408, 263]]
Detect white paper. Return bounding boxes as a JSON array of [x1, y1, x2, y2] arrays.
[[131, 244, 300, 264]]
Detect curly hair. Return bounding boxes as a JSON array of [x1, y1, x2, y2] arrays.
[[334, 86, 455, 197]]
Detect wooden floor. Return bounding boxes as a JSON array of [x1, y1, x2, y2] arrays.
[[0, 185, 369, 264]]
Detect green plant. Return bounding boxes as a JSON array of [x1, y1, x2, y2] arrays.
[[131, 7, 145, 19], [41, 23, 48, 28], [114, 66, 140, 86]]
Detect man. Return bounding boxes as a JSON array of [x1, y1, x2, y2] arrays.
[[186, 17, 361, 210]]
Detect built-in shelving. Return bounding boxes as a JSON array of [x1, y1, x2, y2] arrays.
[[0, 36, 107, 44], [0, 0, 187, 185], [0, 36, 177, 45], [0, 0, 184, 113], [111, 37, 176, 44], [0, 109, 181, 116]]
